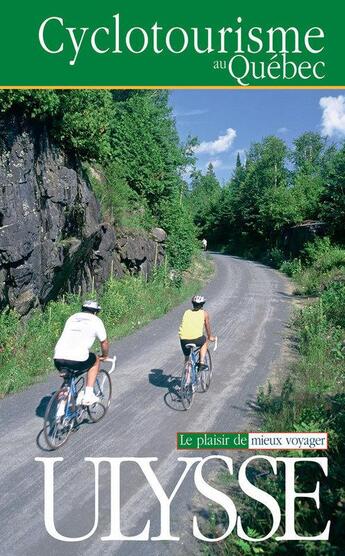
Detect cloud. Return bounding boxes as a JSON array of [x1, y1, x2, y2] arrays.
[[174, 108, 208, 117], [194, 128, 237, 155], [320, 95, 345, 137], [277, 127, 288, 134]]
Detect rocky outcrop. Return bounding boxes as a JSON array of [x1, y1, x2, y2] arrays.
[[282, 220, 327, 256], [0, 115, 166, 315], [115, 228, 166, 278]]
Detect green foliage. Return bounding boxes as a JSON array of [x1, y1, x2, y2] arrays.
[[280, 258, 302, 277], [0, 89, 114, 161], [304, 237, 345, 270], [87, 163, 154, 230], [321, 283, 345, 328], [110, 90, 191, 211], [191, 130, 343, 258], [189, 164, 222, 237], [262, 247, 285, 268], [291, 132, 327, 174], [57, 90, 114, 160], [320, 145, 345, 241], [281, 238, 345, 295], [159, 192, 198, 271], [0, 90, 60, 118]]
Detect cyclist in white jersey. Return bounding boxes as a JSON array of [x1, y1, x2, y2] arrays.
[[53, 300, 109, 405]]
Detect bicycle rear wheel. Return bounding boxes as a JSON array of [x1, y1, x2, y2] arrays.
[[200, 349, 213, 392], [180, 363, 194, 410], [87, 369, 112, 423], [43, 387, 75, 450]]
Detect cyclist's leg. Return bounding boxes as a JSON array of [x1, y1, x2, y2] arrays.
[[82, 353, 101, 404], [196, 336, 208, 365], [85, 353, 100, 388], [180, 339, 191, 364]]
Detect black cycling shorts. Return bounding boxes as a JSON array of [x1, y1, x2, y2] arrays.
[[54, 352, 97, 374], [180, 335, 206, 357]]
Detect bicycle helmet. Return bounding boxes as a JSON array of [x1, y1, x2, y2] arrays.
[[192, 295, 206, 305], [82, 300, 101, 312]]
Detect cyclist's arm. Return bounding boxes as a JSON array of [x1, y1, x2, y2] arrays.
[[204, 312, 216, 342], [100, 339, 109, 359]]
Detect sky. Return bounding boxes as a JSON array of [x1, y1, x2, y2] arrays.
[[169, 89, 345, 182]]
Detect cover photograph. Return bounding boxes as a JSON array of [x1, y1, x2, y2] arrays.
[[0, 2, 344, 555]]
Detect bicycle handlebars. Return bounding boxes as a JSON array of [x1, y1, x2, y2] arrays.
[[102, 356, 116, 374]]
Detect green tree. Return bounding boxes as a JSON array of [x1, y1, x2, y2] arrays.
[[57, 90, 114, 160], [321, 146, 345, 241], [289, 132, 327, 220], [189, 163, 222, 237], [110, 90, 189, 213], [231, 136, 289, 242], [159, 190, 197, 271]]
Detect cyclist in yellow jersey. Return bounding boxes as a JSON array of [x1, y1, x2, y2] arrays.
[[179, 295, 215, 370]]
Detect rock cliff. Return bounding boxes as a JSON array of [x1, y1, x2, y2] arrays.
[[0, 115, 166, 315]]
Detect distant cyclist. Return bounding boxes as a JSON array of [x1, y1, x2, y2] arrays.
[[53, 300, 109, 406], [179, 295, 215, 370], [202, 238, 207, 251]]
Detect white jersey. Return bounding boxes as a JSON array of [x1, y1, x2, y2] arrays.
[[54, 312, 107, 362]]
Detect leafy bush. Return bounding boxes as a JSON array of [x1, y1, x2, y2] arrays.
[[0, 90, 60, 118], [280, 239, 345, 295], [304, 237, 345, 272], [280, 258, 302, 277], [159, 194, 198, 271], [263, 247, 285, 268], [321, 283, 345, 328]]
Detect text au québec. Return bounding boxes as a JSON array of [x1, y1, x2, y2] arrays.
[[38, 14, 326, 85]]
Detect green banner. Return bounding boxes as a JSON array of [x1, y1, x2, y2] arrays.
[[0, 0, 344, 87], [177, 433, 249, 450]]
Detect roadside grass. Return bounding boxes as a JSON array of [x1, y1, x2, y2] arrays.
[[0, 252, 214, 396], [204, 238, 345, 555], [280, 237, 345, 296]]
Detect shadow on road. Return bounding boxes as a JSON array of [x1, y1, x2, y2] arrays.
[[148, 368, 185, 411], [36, 393, 54, 418], [36, 428, 52, 452]]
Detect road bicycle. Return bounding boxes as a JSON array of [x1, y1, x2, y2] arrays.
[[180, 338, 217, 410], [43, 356, 116, 450]]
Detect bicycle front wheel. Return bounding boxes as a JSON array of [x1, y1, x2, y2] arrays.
[[200, 349, 213, 392], [43, 388, 75, 450], [87, 369, 112, 423], [180, 364, 194, 410]]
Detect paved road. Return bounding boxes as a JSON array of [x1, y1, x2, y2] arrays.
[[0, 254, 291, 555]]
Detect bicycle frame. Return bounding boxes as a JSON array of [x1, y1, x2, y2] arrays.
[[186, 337, 218, 387], [62, 375, 83, 421], [190, 348, 200, 385], [61, 355, 116, 415]]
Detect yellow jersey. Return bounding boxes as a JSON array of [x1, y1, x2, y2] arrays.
[[179, 309, 205, 339]]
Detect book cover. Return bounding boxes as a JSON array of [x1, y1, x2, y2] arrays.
[[0, 2, 344, 555]]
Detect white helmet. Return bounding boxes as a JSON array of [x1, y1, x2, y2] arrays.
[[192, 295, 206, 305], [82, 300, 101, 312]]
